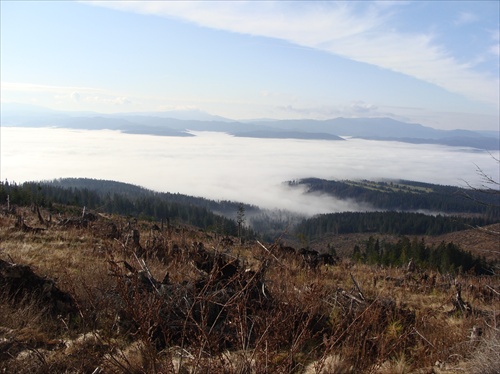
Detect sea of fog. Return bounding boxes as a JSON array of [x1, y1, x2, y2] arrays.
[[1, 127, 499, 216]]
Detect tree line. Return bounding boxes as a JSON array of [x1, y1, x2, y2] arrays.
[[294, 211, 497, 241], [0, 179, 255, 238], [2, 178, 497, 242], [352, 236, 491, 275], [291, 178, 499, 218]]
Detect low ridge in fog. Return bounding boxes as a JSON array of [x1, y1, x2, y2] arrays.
[[2, 105, 499, 150]]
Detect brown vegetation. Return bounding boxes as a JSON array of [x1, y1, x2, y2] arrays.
[[0, 205, 498, 373]]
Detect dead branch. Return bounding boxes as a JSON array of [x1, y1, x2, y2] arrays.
[[350, 273, 366, 301]]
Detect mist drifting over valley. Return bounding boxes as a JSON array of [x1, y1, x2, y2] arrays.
[[2, 126, 498, 216], [2, 1, 499, 218]]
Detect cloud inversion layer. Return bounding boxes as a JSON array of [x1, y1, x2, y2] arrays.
[[2, 127, 498, 215]]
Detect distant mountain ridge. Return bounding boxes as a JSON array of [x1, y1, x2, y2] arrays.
[[2, 105, 498, 149]]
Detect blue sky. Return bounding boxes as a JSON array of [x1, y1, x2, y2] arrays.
[[1, 1, 499, 130]]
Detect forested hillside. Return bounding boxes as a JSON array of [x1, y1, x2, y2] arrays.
[[291, 178, 499, 217], [351, 236, 490, 275], [47, 177, 261, 218], [1, 177, 498, 243], [293, 211, 496, 241], [0, 179, 256, 238]]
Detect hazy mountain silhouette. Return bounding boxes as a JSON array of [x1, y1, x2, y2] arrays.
[[2, 105, 498, 148]]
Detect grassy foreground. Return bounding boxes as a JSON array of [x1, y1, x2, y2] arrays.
[[0, 205, 498, 373]]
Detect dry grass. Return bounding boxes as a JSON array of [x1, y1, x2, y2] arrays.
[[0, 205, 498, 373], [467, 332, 500, 374]]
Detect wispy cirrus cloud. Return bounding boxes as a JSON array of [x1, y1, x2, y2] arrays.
[[87, 1, 499, 105], [454, 11, 479, 26], [1, 82, 104, 94], [276, 100, 382, 119], [490, 30, 500, 57], [2, 82, 133, 109]]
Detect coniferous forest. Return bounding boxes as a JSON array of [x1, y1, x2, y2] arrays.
[[0, 179, 255, 239], [352, 236, 490, 275], [291, 178, 499, 217], [1, 177, 498, 243]]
